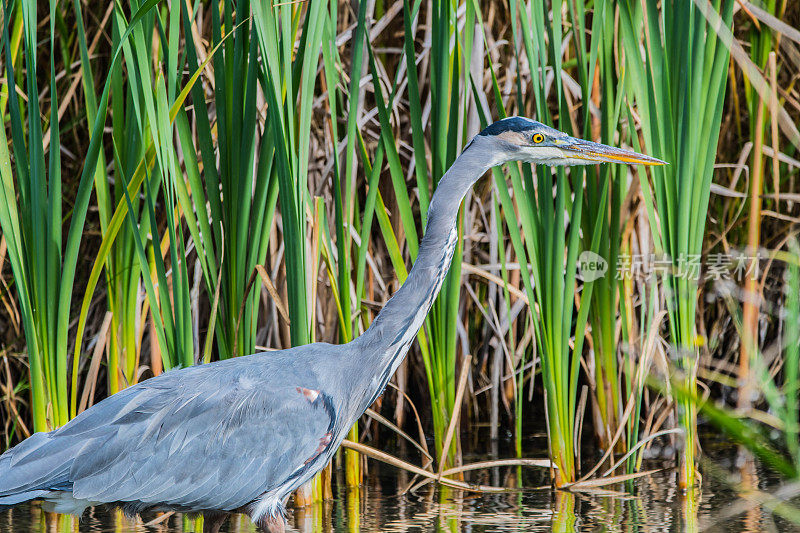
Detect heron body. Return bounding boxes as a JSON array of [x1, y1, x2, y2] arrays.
[[0, 118, 663, 532]]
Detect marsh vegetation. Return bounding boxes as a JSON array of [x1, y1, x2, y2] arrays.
[[0, 0, 799, 529]]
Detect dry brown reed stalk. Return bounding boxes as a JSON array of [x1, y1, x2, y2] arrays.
[[1, 352, 29, 441], [0, 237, 20, 335], [436, 355, 471, 477], [740, 99, 766, 411], [77, 312, 112, 415], [41, 2, 114, 151], [770, 52, 781, 203], [561, 469, 662, 491], [342, 439, 551, 494], [365, 407, 433, 465]]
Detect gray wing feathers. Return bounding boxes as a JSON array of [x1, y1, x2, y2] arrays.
[[70, 369, 331, 510], [0, 355, 335, 512], [0, 432, 72, 498]]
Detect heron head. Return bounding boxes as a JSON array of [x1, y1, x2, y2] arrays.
[[477, 117, 666, 167]]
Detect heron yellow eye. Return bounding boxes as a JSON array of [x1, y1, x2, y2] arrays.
[[532, 133, 545, 144]]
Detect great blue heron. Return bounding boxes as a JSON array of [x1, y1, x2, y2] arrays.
[[0, 117, 664, 532]]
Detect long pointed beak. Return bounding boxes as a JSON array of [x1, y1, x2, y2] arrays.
[[558, 138, 667, 166]]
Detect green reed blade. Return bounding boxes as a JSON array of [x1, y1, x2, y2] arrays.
[[0, 0, 164, 428], [115, 157, 170, 370], [786, 241, 800, 469], [73, 16, 241, 374], [619, 0, 734, 487], [365, 42, 419, 259], [253, 0, 329, 348]]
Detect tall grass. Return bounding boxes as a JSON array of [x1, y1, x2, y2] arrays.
[[0, 0, 154, 430], [71, 1, 233, 387], [579, 1, 662, 472], [677, 242, 800, 480], [179, 0, 279, 360], [580, 0, 627, 455], [115, 4, 196, 372], [619, 0, 735, 488], [0, 0, 71, 431], [115, 0, 196, 374], [253, 0, 327, 350], [474, 0, 597, 485], [460, 0, 633, 483], [739, 1, 786, 410], [70, 0, 146, 392]]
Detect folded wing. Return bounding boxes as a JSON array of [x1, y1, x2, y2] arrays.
[[0, 358, 334, 513]]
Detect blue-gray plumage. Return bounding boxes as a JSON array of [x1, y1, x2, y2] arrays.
[[0, 117, 665, 532], [478, 116, 549, 136]]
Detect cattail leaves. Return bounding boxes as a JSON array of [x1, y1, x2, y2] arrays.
[[0, 0, 162, 429], [252, 0, 329, 349], [619, 0, 735, 488]]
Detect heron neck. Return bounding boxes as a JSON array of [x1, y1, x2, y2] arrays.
[[351, 143, 493, 394]]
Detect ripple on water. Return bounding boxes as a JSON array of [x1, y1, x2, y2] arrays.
[[1, 462, 797, 532]]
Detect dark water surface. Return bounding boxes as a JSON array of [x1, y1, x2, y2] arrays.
[[2, 455, 798, 532]]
